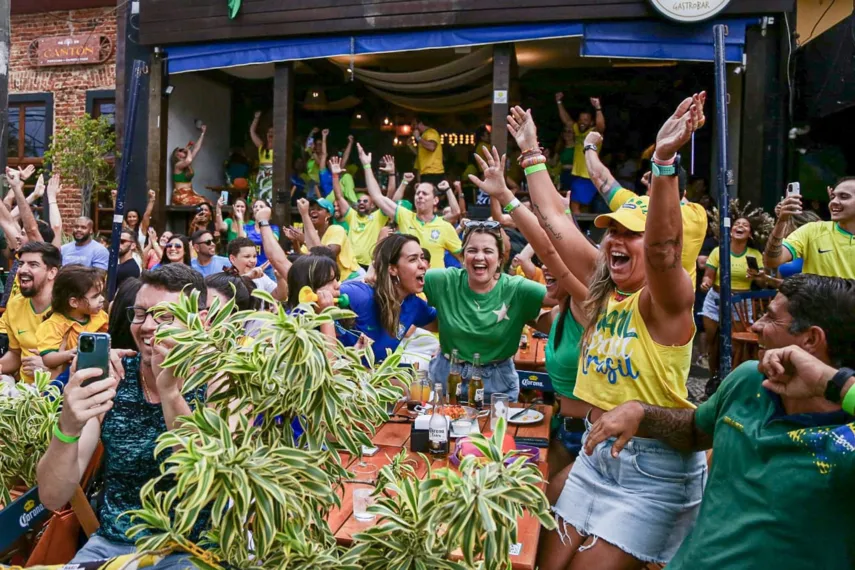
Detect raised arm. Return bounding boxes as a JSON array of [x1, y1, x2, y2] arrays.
[[357, 143, 398, 218], [10, 174, 44, 220], [253, 205, 292, 280], [643, 94, 705, 318], [391, 172, 413, 201], [5, 167, 41, 243], [249, 111, 263, 149], [296, 198, 321, 249], [507, 108, 599, 284], [470, 146, 588, 303], [140, 189, 156, 235], [379, 155, 396, 197], [583, 131, 620, 204], [489, 195, 515, 229], [555, 92, 574, 128], [591, 97, 605, 133], [215, 197, 228, 233], [189, 124, 207, 159], [438, 181, 461, 224], [329, 157, 351, 218], [46, 175, 63, 248], [764, 195, 799, 269], [342, 134, 354, 166], [445, 181, 463, 224], [318, 129, 329, 171]]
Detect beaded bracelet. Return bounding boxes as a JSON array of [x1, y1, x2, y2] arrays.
[[518, 147, 543, 163], [520, 155, 547, 169], [524, 163, 548, 176]]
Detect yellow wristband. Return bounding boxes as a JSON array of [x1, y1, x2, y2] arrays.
[[524, 163, 548, 176]]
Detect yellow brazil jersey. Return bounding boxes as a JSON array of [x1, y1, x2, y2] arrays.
[[705, 246, 763, 290], [37, 310, 109, 356], [302, 225, 361, 280], [2, 295, 52, 383], [783, 221, 855, 279], [417, 128, 444, 175], [395, 207, 462, 269], [514, 265, 546, 284], [607, 187, 708, 284], [343, 208, 388, 266], [575, 289, 694, 410], [571, 124, 593, 179]]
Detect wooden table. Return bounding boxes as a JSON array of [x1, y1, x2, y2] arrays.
[[328, 404, 553, 570], [514, 327, 546, 370]]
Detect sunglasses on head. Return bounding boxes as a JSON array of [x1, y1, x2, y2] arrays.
[[195, 239, 215, 246], [463, 220, 501, 231]]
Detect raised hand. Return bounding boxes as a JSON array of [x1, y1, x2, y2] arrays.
[[590, 97, 602, 110], [200, 123, 207, 133], [148, 188, 156, 202], [284, 226, 304, 244], [438, 180, 450, 192], [555, 92, 564, 103], [759, 345, 840, 400], [655, 92, 706, 160], [775, 195, 803, 222], [380, 155, 395, 174], [321, 128, 330, 137], [254, 111, 262, 119], [507, 107, 539, 153], [453, 180, 462, 196], [348, 134, 355, 143], [20, 164, 36, 180], [47, 174, 61, 200], [585, 131, 603, 148], [33, 174, 46, 199], [356, 143, 372, 166], [296, 198, 310, 216], [403, 172, 415, 184], [328, 156, 343, 175], [468, 146, 509, 198], [641, 171, 652, 189]]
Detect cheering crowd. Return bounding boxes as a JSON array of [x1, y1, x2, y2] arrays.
[[0, 91, 853, 568]]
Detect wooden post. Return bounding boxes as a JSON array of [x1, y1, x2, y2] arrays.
[[147, 50, 168, 232], [0, 0, 10, 176], [272, 62, 294, 234], [491, 44, 513, 158]]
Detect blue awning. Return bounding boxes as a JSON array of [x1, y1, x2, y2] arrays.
[[581, 19, 758, 63], [165, 18, 758, 75], [165, 23, 583, 74]]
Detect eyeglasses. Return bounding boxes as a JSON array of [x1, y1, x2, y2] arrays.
[[126, 305, 174, 325], [194, 239, 215, 246], [165, 243, 184, 249], [463, 220, 501, 231]]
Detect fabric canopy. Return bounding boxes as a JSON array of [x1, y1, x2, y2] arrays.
[[165, 19, 758, 75], [581, 18, 758, 63]]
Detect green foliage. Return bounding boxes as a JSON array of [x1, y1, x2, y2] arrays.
[[0, 370, 63, 507], [124, 291, 554, 568], [43, 113, 117, 217]]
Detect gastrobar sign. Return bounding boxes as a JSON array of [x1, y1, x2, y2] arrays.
[[37, 35, 102, 66], [648, 0, 732, 23]]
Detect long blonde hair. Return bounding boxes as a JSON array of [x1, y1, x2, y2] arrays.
[[581, 248, 616, 344]]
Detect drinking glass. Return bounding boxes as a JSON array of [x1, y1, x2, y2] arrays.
[[351, 461, 378, 522], [490, 393, 510, 432]]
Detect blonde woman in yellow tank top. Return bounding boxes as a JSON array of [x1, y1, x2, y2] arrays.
[[509, 94, 709, 570]]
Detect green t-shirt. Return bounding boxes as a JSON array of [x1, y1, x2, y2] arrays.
[[669, 361, 855, 570], [224, 218, 240, 242], [424, 268, 545, 363], [545, 305, 583, 399], [324, 173, 359, 205]]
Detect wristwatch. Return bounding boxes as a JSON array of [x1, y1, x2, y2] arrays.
[[583, 144, 598, 154], [257, 220, 271, 228], [651, 154, 681, 177], [824, 367, 855, 404]]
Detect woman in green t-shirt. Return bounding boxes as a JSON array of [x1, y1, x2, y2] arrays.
[[217, 197, 248, 242], [424, 221, 546, 402]]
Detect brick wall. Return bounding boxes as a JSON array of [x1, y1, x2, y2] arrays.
[[9, 7, 117, 223]]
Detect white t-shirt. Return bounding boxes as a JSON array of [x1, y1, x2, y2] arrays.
[[253, 274, 277, 294]]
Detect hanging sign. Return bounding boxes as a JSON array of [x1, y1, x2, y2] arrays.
[[33, 35, 111, 66], [648, 0, 732, 23]]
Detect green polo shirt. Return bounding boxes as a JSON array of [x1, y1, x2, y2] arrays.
[[668, 361, 855, 570]]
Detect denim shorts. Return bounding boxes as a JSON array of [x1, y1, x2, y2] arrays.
[[700, 288, 751, 323], [72, 534, 193, 568], [552, 421, 706, 564], [429, 352, 519, 402]]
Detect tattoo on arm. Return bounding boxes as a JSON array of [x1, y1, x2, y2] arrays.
[[533, 204, 563, 241], [765, 234, 783, 259], [639, 403, 712, 452], [645, 238, 682, 272]]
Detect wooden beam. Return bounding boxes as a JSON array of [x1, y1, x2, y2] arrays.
[[491, 44, 512, 158], [272, 62, 294, 233], [0, 0, 10, 177], [147, 50, 169, 232]]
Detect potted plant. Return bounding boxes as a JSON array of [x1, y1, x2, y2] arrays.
[[123, 291, 554, 568], [42, 114, 117, 218]]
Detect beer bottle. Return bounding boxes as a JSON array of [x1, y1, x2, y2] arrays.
[[447, 349, 463, 405], [428, 383, 449, 458], [468, 353, 485, 410]]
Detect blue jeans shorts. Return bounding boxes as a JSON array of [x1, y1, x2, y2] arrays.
[[569, 175, 598, 205], [429, 352, 519, 402], [552, 419, 707, 564], [71, 534, 193, 568]]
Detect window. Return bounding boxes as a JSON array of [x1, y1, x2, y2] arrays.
[[87, 90, 116, 158], [6, 94, 53, 167]]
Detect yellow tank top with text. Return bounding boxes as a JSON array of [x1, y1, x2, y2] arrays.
[[574, 289, 694, 410]]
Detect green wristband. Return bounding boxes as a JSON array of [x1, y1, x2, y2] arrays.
[[524, 163, 548, 176], [362, 163, 371, 170], [53, 422, 81, 444], [503, 198, 522, 214], [564, 208, 573, 215], [842, 380, 855, 415]]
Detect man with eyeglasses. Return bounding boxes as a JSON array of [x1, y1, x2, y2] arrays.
[[190, 229, 230, 277], [115, 229, 141, 289], [37, 264, 209, 567]]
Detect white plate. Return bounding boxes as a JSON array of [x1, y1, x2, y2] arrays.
[[508, 409, 544, 425]]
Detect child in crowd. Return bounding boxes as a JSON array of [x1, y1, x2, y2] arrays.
[[37, 265, 109, 384]]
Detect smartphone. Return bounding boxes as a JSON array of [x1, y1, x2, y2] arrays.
[[746, 256, 759, 271], [77, 333, 111, 387], [220, 190, 229, 204], [786, 182, 801, 197]]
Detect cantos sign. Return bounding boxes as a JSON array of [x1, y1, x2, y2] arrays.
[[648, 0, 732, 23], [33, 35, 112, 66]]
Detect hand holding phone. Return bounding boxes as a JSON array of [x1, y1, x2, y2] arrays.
[[77, 333, 111, 387], [746, 256, 759, 271], [786, 182, 800, 197]]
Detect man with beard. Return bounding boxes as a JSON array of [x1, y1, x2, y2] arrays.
[[329, 156, 387, 269], [37, 264, 208, 566], [61, 217, 109, 269], [190, 229, 230, 277], [296, 197, 361, 281], [115, 229, 141, 288], [0, 241, 60, 382]]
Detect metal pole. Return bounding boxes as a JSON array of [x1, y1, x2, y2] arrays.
[[107, 59, 145, 300], [713, 25, 733, 378], [0, 0, 10, 177]]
